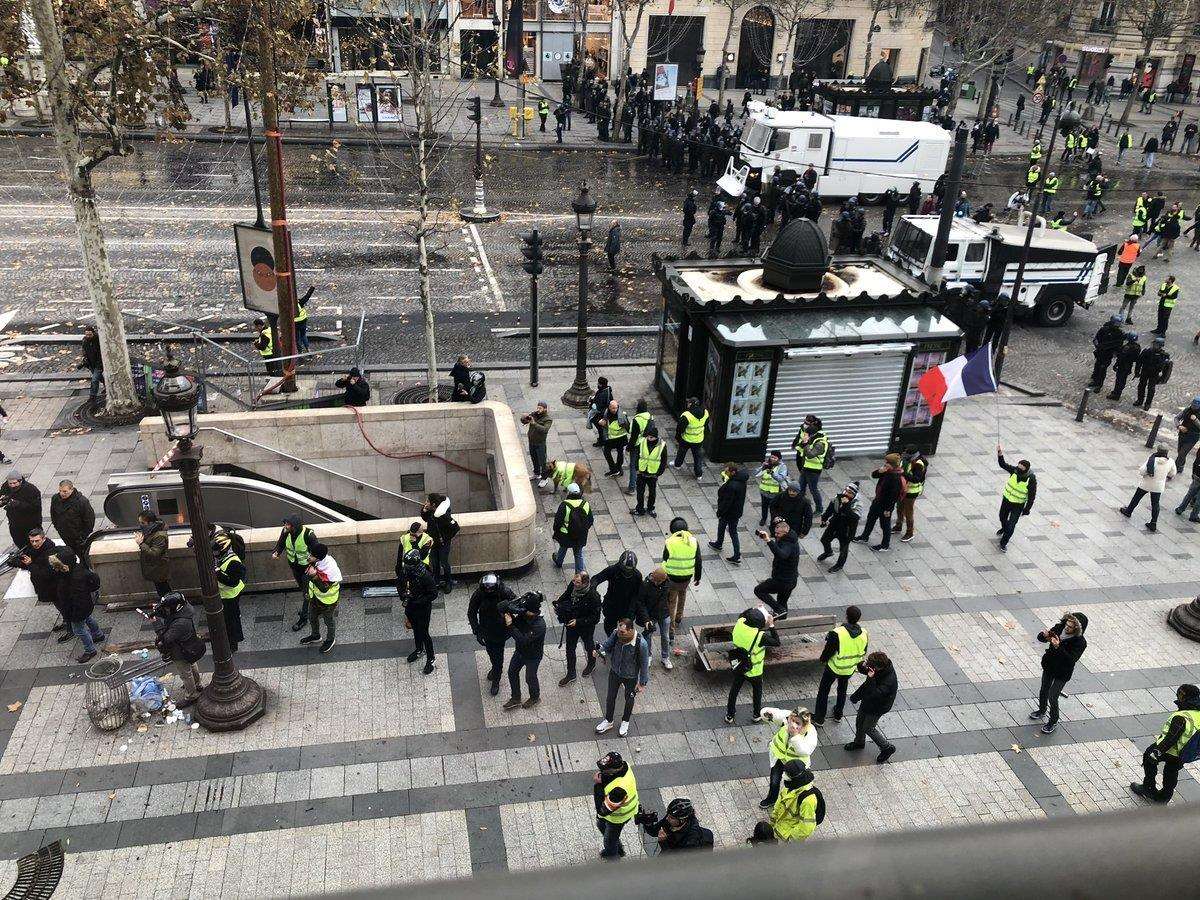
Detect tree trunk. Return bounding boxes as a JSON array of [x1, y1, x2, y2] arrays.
[[863, 7, 880, 77], [411, 72, 438, 402], [717, 4, 738, 107], [1118, 35, 1154, 127], [612, 2, 647, 131], [28, 0, 138, 416]]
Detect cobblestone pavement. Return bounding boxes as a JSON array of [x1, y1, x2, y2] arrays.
[[0, 367, 1196, 892]]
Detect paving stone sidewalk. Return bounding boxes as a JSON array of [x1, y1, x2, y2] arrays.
[[0, 364, 1194, 894]]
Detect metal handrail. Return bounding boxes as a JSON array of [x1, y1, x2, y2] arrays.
[[199, 426, 423, 507]]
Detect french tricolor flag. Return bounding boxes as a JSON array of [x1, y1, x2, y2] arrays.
[[918, 343, 998, 417]]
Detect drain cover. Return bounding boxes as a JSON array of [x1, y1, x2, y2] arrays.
[[392, 381, 455, 404]]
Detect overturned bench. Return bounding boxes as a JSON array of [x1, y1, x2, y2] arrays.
[[691, 614, 836, 672]]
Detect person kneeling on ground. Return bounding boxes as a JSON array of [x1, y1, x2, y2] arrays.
[[635, 797, 714, 852]]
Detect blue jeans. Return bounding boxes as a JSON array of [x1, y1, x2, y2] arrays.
[[799, 468, 823, 511], [715, 516, 741, 557], [647, 613, 673, 660], [596, 818, 626, 859], [1176, 476, 1200, 517], [553, 543, 586, 573], [1145, 152, 1156, 168], [296, 319, 309, 352], [88, 368, 104, 400], [71, 616, 105, 653]]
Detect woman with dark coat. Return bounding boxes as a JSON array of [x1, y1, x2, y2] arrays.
[[135, 511, 172, 596], [1030, 612, 1088, 734]]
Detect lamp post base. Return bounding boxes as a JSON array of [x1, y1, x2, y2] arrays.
[[194, 672, 266, 732], [489, 81, 504, 108], [461, 178, 500, 222], [1168, 596, 1200, 643], [561, 376, 592, 409]]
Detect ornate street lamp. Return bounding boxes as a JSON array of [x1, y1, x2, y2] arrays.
[[490, 9, 504, 108], [561, 183, 597, 408], [154, 359, 265, 732]]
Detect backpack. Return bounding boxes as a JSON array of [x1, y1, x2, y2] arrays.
[[728, 626, 762, 671], [822, 438, 837, 470], [1178, 727, 1200, 764], [800, 787, 826, 825]]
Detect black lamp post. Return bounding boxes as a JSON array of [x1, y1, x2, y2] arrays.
[[489, 9, 504, 108], [694, 48, 706, 111], [561, 183, 597, 408], [153, 360, 265, 732]]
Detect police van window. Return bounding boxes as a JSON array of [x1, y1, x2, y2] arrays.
[[807, 132, 823, 149], [965, 242, 985, 262], [770, 129, 792, 151], [945, 245, 959, 260]]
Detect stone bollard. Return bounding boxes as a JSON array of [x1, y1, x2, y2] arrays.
[[1167, 596, 1200, 642]]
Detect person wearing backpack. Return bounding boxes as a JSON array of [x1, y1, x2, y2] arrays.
[[150, 591, 206, 707], [724, 607, 780, 724], [767, 761, 825, 842], [593, 618, 650, 737], [1119, 445, 1176, 531], [1131, 683, 1200, 803], [552, 484, 593, 573], [1029, 612, 1088, 734]]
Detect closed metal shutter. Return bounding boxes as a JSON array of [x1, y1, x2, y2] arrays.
[[766, 343, 913, 458]]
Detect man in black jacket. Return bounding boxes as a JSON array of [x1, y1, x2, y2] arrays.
[[709, 463, 748, 564], [468, 573, 514, 696], [49, 480, 95, 563], [553, 572, 601, 685], [770, 482, 812, 539], [1, 473, 41, 551], [17, 528, 61, 612], [846, 651, 898, 763], [1132, 683, 1200, 803], [150, 591, 206, 707], [753, 519, 799, 618], [48, 548, 105, 663], [503, 592, 547, 710], [334, 367, 371, 406], [1135, 336, 1171, 410], [449, 355, 473, 402], [81, 325, 105, 401], [1108, 333, 1141, 400], [421, 492, 458, 593], [819, 483, 861, 574], [1089, 315, 1126, 391], [855, 453, 903, 552], [1174, 397, 1200, 471], [996, 445, 1037, 552], [638, 798, 714, 852], [589, 377, 613, 447], [401, 550, 439, 673], [593, 551, 643, 636], [1029, 612, 1088, 734]]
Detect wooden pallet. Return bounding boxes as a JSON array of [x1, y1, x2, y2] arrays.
[[691, 614, 836, 673]]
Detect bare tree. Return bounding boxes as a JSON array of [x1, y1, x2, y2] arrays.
[[768, 0, 832, 93], [938, 0, 1075, 119], [715, 0, 751, 107], [611, 0, 652, 126], [862, 0, 926, 77], [1117, 0, 1188, 126]]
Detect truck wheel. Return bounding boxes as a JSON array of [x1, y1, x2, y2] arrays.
[[858, 193, 882, 205], [1035, 296, 1074, 327]]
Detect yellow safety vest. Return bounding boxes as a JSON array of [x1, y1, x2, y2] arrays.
[[904, 458, 924, 495], [552, 461, 576, 489], [1003, 472, 1029, 505], [284, 529, 310, 566], [632, 411, 652, 440], [1158, 709, 1200, 757], [606, 412, 629, 441], [559, 498, 590, 534], [797, 432, 828, 470], [600, 768, 639, 824], [1043, 176, 1059, 195], [663, 531, 698, 578], [257, 326, 273, 358], [1160, 283, 1179, 308], [1133, 201, 1148, 227], [827, 624, 868, 676], [308, 577, 340, 606], [1026, 166, 1040, 186], [400, 532, 433, 566], [1124, 275, 1147, 299], [637, 439, 665, 475], [295, 301, 308, 324], [770, 723, 809, 765], [217, 553, 244, 601], [770, 785, 819, 842], [681, 410, 708, 444], [759, 465, 783, 495], [1029, 145, 1041, 162], [731, 617, 766, 678]]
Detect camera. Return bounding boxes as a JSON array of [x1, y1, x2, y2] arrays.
[[498, 591, 543, 618], [634, 809, 658, 827]]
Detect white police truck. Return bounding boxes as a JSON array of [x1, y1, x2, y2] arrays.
[[885, 215, 1116, 327]]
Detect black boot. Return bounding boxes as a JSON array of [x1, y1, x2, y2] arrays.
[[406, 648, 423, 663], [581, 658, 596, 677]]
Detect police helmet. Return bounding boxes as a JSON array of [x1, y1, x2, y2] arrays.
[[597, 751, 625, 774], [402, 548, 425, 569], [480, 573, 499, 591], [1109, 314, 1124, 325], [618, 550, 638, 571], [665, 797, 695, 822], [151, 591, 186, 618], [1126, 331, 1139, 341]]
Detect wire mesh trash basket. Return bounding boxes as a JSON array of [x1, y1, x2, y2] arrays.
[[85, 679, 131, 731]]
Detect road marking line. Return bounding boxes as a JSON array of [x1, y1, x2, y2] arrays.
[[466, 222, 504, 311]]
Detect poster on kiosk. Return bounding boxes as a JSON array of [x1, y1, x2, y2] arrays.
[[654, 63, 678, 101]]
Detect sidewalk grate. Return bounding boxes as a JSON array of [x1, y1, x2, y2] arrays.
[[3, 840, 63, 900]]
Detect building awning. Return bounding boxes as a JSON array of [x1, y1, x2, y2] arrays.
[[708, 305, 961, 348]]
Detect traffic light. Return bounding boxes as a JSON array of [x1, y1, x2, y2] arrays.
[[521, 229, 544, 277], [466, 96, 482, 124]]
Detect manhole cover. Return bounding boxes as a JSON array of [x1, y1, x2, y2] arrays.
[[392, 381, 455, 404]]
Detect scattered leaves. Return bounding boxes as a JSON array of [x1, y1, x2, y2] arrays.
[[6, 701, 20, 712], [1010, 743, 1023, 754]]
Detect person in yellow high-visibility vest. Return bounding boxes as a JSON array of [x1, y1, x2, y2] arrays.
[[753, 450, 788, 527], [812, 605, 868, 726], [300, 542, 341, 654], [634, 430, 665, 517], [767, 762, 825, 842], [662, 516, 701, 654], [725, 607, 780, 724], [599, 399, 630, 477], [253, 317, 280, 376], [996, 444, 1037, 552], [755, 705, 817, 809], [1131, 683, 1200, 803], [212, 533, 246, 653], [1155, 275, 1179, 337], [272, 515, 318, 633], [594, 751, 639, 858], [625, 399, 654, 494], [296, 285, 313, 352], [672, 397, 708, 477]]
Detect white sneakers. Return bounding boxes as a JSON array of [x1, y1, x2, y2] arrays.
[[537, 478, 549, 488], [619, 721, 630, 737], [662, 657, 673, 670], [595, 719, 614, 734]]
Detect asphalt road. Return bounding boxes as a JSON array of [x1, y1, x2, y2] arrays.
[[2, 131, 1200, 415]]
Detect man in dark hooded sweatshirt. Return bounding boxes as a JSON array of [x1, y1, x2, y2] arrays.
[[1029, 612, 1087, 734], [592, 550, 643, 637], [846, 650, 898, 763], [0, 473, 42, 550], [770, 482, 812, 540], [334, 368, 371, 406]]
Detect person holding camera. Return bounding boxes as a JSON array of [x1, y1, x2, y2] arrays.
[[1030, 612, 1088, 734], [855, 453, 904, 552], [299, 542, 341, 655], [792, 415, 829, 509], [635, 797, 713, 852], [636, 567, 672, 667], [594, 618, 650, 737], [469, 574, 514, 697], [520, 402, 553, 482], [756, 706, 817, 809], [593, 550, 643, 637], [752, 518, 799, 619], [753, 451, 788, 527], [503, 592, 547, 710], [420, 493, 458, 594], [149, 591, 206, 707], [818, 482, 861, 574], [400, 549, 439, 674], [846, 650, 898, 763], [553, 572, 601, 686], [725, 607, 780, 724], [594, 751, 639, 859], [0, 473, 40, 551]]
